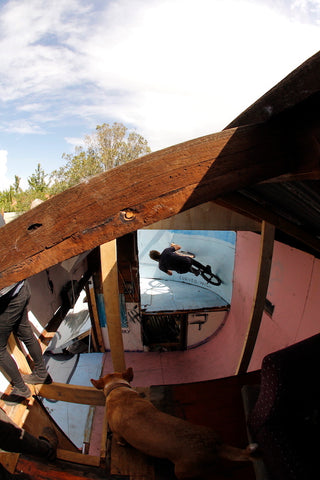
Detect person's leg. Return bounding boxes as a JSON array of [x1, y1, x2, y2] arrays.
[[189, 259, 205, 276], [14, 283, 52, 385], [0, 289, 31, 395], [0, 410, 57, 460], [191, 259, 212, 273]]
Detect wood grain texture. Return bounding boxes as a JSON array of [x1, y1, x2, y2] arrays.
[[0, 123, 297, 288], [34, 382, 106, 406]]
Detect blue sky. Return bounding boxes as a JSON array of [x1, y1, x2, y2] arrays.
[[0, 0, 319, 190]]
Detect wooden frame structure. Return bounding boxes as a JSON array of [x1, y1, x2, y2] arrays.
[[0, 51, 319, 477]]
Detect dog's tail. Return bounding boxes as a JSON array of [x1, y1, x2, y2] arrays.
[[219, 443, 258, 462]]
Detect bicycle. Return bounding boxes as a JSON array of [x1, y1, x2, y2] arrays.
[[180, 251, 222, 286]]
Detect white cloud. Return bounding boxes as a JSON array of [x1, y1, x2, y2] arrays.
[[2, 120, 45, 135], [64, 137, 86, 148], [0, 150, 11, 190], [0, 0, 318, 154]]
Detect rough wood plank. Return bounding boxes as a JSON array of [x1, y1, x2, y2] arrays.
[[85, 283, 105, 353], [57, 449, 101, 467], [0, 122, 300, 289], [236, 222, 275, 374], [215, 192, 320, 255], [111, 435, 155, 480], [100, 398, 108, 461], [34, 382, 105, 406], [0, 453, 19, 475], [146, 200, 261, 231], [100, 241, 125, 372], [17, 456, 108, 480]]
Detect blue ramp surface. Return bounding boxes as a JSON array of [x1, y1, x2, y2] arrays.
[[138, 229, 235, 312]]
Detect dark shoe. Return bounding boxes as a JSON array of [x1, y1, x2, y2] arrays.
[[2, 384, 31, 405], [204, 265, 212, 274], [10, 384, 31, 397], [22, 372, 52, 385], [39, 426, 58, 461]]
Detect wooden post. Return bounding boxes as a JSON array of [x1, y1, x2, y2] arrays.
[[100, 240, 126, 372], [236, 221, 275, 374], [100, 398, 109, 461], [85, 282, 105, 353]]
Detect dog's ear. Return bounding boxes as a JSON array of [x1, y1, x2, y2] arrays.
[[91, 378, 104, 389], [123, 367, 134, 382]]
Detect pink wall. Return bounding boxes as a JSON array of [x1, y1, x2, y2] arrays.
[[100, 232, 320, 387], [232, 232, 320, 372]]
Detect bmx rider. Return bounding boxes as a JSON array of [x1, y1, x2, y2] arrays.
[[149, 243, 212, 276]]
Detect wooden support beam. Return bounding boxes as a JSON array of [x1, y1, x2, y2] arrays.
[[0, 453, 19, 475], [215, 192, 320, 255], [34, 382, 106, 406], [236, 221, 275, 375], [100, 241, 126, 372], [0, 121, 305, 289], [57, 449, 101, 467], [17, 455, 108, 479], [85, 282, 105, 353], [100, 398, 109, 461]]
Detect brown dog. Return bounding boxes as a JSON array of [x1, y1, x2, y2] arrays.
[[91, 367, 257, 479]]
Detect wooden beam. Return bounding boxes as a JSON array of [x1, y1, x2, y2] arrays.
[[0, 453, 19, 475], [100, 241, 126, 372], [0, 122, 303, 289], [17, 455, 108, 479], [100, 398, 108, 461], [146, 201, 260, 232], [236, 221, 275, 375], [85, 282, 105, 353], [34, 382, 105, 406], [215, 192, 320, 255], [56, 449, 101, 467]]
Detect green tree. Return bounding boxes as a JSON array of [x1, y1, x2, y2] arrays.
[[28, 163, 48, 193], [0, 188, 14, 212], [87, 122, 151, 171], [50, 122, 151, 192], [50, 147, 102, 194], [13, 175, 21, 194]]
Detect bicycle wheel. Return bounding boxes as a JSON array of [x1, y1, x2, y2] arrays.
[[201, 271, 222, 286]]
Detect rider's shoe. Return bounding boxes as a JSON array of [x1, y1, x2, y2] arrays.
[[204, 265, 212, 274]]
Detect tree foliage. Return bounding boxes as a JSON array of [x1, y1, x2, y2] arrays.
[[50, 122, 151, 193], [88, 122, 151, 170], [0, 122, 151, 213], [28, 163, 48, 192]]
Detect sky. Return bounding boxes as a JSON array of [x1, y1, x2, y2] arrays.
[[0, 0, 319, 190]]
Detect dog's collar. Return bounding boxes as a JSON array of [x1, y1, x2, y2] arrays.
[[104, 381, 132, 398]]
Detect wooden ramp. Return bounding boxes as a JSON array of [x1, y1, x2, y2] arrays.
[[11, 385, 156, 480]]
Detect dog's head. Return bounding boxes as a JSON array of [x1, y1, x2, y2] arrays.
[[91, 367, 134, 391]]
